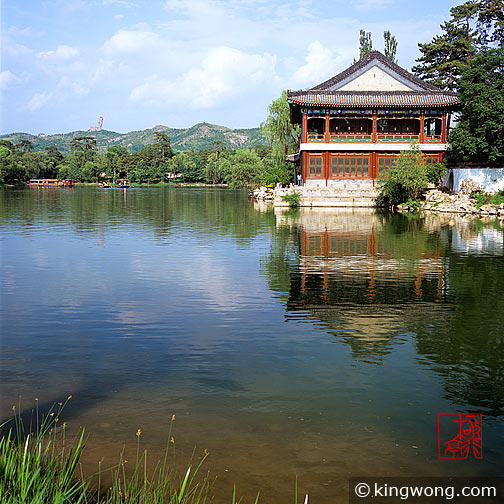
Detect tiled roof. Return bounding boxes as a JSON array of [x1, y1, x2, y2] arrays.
[[287, 90, 459, 107], [311, 50, 439, 92], [287, 51, 458, 108]]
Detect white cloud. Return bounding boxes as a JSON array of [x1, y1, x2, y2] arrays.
[[102, 29, 161, 54], [290, 41, 342, 87], [0, 71, 19, 90], [38, 45, 79, 62], [27, 92, 53, 111], [129, 46, 276, 109]]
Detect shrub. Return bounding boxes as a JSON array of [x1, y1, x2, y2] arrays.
[[281, 192, 301, 208], [377, 144, 429, 206], [471, 190, 489, 208], [425, 162, 447, 185]]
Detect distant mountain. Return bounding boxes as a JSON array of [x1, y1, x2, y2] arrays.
[[0, 122, 268, 155]]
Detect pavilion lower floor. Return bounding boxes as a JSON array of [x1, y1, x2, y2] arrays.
[[302, 151, 443, 181]]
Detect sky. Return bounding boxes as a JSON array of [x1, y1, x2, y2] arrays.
[[1, 0, 461, 135]]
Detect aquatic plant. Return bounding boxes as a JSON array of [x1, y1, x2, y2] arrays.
[[0, 399, 295, 504]]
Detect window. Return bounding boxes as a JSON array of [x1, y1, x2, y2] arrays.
[[309, 156, 322, 176]]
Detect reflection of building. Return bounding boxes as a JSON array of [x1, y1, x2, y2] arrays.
[[278, 209, 448, 361], [287, 51, 458, 185]]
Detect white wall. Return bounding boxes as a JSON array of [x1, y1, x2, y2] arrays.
[[443, 168, 504, 192]]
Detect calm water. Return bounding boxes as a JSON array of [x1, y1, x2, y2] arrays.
[[1, 187, 503, 503]]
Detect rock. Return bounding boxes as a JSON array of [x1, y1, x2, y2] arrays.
[[480, 204, 491, 212], [459, 178, 481, 195]]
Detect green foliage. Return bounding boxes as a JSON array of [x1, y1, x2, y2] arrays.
[[490, 193, 504, 205], [476, 0, 504, 45], [359, 30, 373, 59], [377, 144, 429, 205], [281, 192, 301, 208], [383, 31, 398, 63], [412, 2, 479, 90], [226, 149, 264, 188], [0, 397, 87, 503], [449, 47, 504, 164], [261, 91, 300, 158], [425, 162, 447, 185]]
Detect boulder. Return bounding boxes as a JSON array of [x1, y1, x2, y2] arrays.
[[459, 178, 481, 195]]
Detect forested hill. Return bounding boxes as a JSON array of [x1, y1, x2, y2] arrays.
[[0, 123, 267, 155]]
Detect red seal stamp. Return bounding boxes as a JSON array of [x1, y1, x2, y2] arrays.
[[438, 413, 483, 459]]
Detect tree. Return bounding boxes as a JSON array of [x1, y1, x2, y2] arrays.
[[70, 136, 97, 152], [226, 149, 264, 188], [359, 30, 373, 59], [384, 31, 398, 63], [476, 0, 504, 46], [412, 3, 479, 91], [16, 140, 34, 153], [0, 145, 22, 184], [261, 91, 300, 158], [449, 47, 504, 164], [154, 132, 173, 161]]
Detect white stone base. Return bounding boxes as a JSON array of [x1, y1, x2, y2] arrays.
[[274, 179, 379, 207]]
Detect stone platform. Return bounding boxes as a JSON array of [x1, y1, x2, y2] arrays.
[[274, 180, 379, 207]]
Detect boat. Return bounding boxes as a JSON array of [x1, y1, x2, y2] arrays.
[[117, 179, 129, 188], [27, 179, 75, 187], [99, 181, 111, 188]]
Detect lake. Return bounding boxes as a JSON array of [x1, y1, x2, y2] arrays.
[[1, 186, 503, 503]]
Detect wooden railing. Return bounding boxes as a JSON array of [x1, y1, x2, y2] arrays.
[[377, 134, 419, 142], [424, 135, 443, 143], [307, 133, 325, 142], [330, 134, 372, 142]]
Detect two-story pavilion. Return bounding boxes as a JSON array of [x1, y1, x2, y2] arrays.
[[287, 51, 459, 185]]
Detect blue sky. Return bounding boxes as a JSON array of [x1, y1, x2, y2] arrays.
[[1, 0, 460, 135]]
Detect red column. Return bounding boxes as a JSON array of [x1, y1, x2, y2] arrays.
[[325, 112, 330, 142], [302, 114, 307, 143], [372, 113, 377, 143], [419, 112, 425, 143], [441, 114, 447, 143]]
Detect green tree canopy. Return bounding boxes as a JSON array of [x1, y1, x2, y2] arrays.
[[261, 91, 300, 158], [449, 47, 504, 164], [477, 0, 504, 46], [359, 29, 373, 59], [384, 31, 398, 63]]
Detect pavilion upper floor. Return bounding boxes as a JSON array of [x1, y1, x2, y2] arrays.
[[299, 108, 448, 145]]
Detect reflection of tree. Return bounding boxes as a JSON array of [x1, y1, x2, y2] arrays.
[[413, 255, 504, 416], [0, 188, 275, 246], [268, 209, 504, 412]]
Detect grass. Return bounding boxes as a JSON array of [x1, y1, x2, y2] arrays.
[[1, 399, 305, 504], [0, 399, 212, 504]]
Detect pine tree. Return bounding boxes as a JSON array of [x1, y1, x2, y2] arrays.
[[412, 2, 479, 91], [383, 31, 398, 63], [476, 0, 504, 46]]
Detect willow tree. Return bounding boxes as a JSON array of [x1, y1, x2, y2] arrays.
[[261, 91, 300, 158]]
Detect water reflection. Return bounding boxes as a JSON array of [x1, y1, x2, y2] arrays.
[[273, 208, 504, 414], [2, 189, 504, 503]]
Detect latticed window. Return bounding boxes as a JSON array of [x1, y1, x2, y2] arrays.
[[330, 155, 370, 177], [309, 156, 322, 176]]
